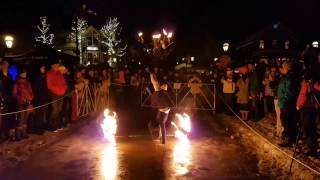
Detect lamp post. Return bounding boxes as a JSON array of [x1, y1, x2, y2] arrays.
[[312, 41, 319, 48], [223, 42, 229, 52], [4, 35, 14, 49]]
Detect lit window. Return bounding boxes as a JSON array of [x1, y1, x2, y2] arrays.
[[259, 40, 264, 49], [285, 41, 290, 50]]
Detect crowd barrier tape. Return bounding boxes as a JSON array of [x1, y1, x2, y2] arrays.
[[218, 93, 320, 176], [0, 95, 68, 117], [140, 82, 216, 111]]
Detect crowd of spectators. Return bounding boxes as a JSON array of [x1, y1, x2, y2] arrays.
[[0, 60, 112, 143], [219, 58, 320, 157], [0, 55, 319, 157]]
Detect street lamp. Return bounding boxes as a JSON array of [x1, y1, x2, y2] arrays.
[[138, 32, 143, 37], [223, 42, 229, 52], [4, 35, 14, 49]]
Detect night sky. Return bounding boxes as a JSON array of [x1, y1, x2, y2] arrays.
[[1, 0, 320, 53]]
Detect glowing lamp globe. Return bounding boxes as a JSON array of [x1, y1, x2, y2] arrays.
[[223, 42, 229, 52], [312, 41, 319, 48], [4, 35, 14, 49]]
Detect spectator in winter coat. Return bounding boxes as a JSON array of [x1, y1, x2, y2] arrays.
[[32, 64, 48, 134], [12, 69, 34, 140], [277, 61, 300, 147], [46, 62, 67, 131], [188, 73, 202, 95], [248, 64, 262, 121], [59, 66, 72, 127], [296, 70, 320, 156], [236, 74, 250, 120], [221, 69, 236, 113], [87, 66, 100, 88], [72, 69, 88, 122], [0, 61, 14, 141], [188, 73, 203, 107], [130, 72, 141, 90], [100, 69, 111, 94], [262, 68, 276, 115]]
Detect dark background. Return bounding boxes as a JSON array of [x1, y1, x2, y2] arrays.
[[0, 0, 319, 54]]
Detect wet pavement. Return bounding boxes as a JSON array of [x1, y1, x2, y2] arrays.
[[0, 113, 264, 180]]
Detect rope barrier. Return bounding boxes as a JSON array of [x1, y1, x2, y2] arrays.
[[217, 94, 320, 176], [0, 94, 69, 117]]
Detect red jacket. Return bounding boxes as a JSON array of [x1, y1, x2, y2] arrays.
[[12, 78, 34, 105], [46, 69, 67, 96], [296, 80, 320, 109]]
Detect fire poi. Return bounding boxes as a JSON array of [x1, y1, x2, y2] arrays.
[[100, 109, 117, 145], [171, 113, 191, 143]]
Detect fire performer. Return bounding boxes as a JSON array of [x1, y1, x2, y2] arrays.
[[147, 67, 171, 144]]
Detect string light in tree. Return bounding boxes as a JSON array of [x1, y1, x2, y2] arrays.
[[69, 17, 88, 63], [35, 16, 54, 45], [100, 17, 127, 66]]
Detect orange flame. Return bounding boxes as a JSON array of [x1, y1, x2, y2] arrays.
[[171, 113, 191, 143], [101, 109, 117, 145]]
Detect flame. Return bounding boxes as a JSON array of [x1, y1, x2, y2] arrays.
[[101, 109, 117, 145], [171, 113, 191, 143], [163, 29, 168, 36]]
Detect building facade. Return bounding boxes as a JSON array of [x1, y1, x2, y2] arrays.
[[236, 22, 299, 65]]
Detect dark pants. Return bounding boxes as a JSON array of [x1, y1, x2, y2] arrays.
[[17, 104, 30, 127], [264, 96, 275, 113], [280, 107, 298, 143], [223, 93, 234, 113], [148, 111, 169, 134], [156, 111, 169, 125], [251, 98, 261, 120], [301, 108, 318, 152], [0, 106, 5, 141], [3, 97, 16, 138], [48, 94, 64, 131], [157, 111, 169, 143], [34, 105, 48, 130], [61, 96, 71, 127]]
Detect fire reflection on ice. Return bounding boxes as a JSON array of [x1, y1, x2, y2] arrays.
[[101, 145, 118, 180], [172, 113, 191, 176], [173, 141, 191, 176]]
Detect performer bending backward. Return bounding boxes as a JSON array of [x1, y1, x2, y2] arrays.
[[148, 68, 171, 144]]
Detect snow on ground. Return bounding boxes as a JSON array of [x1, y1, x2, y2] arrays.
[[218, 114, 320, 180], [0, 121, 84, 172]]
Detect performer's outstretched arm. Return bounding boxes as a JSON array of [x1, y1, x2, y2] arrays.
[[150, 73, 161, 91]]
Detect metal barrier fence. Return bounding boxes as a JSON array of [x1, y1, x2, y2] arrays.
[[75, 84, 110, 118], [140, 82, 216, 111]]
